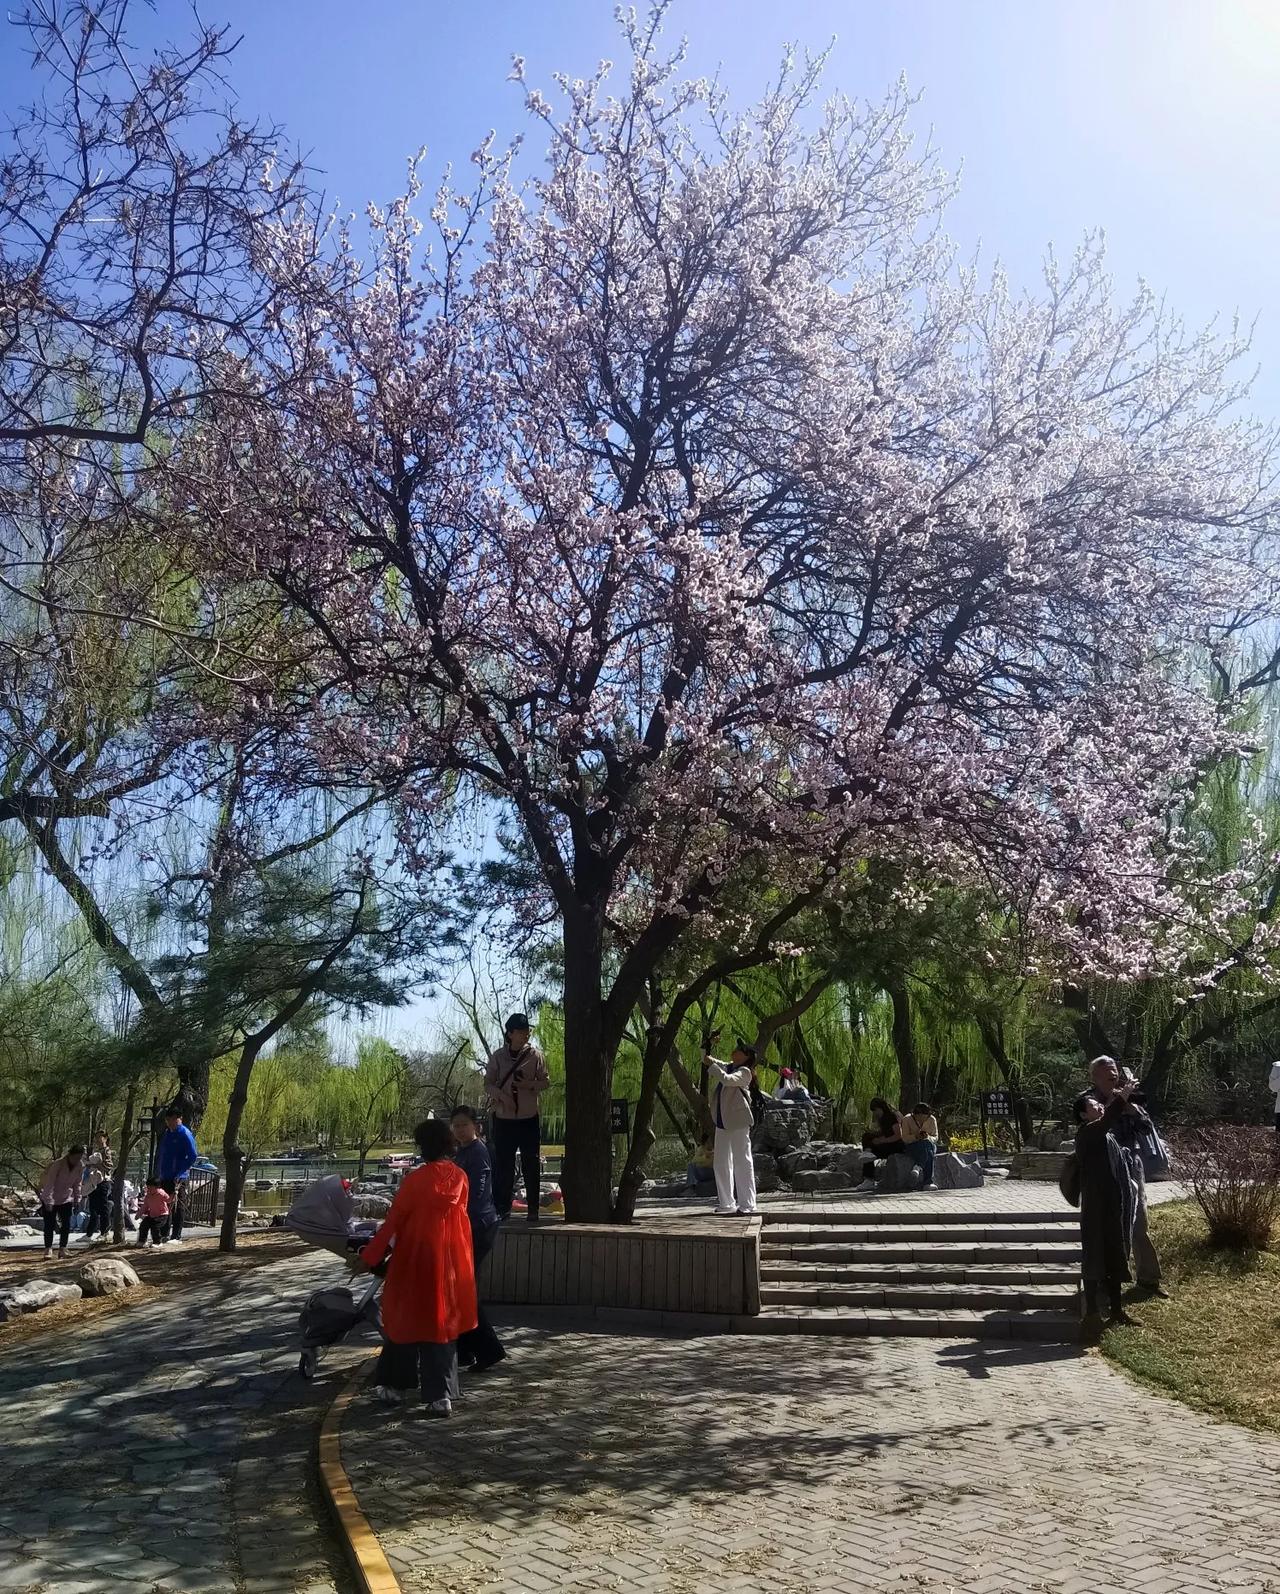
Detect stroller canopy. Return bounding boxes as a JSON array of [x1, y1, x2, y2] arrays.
[[285, 1175, 357, 1256]]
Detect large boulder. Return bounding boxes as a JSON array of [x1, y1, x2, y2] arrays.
[[754, 1104, 815, 1155], [875, 1153, 922, 1194], [753, 1152, 781, 1194], [351, 1193, 391, 1219], [791, 1168, 858, 1193], [777, 1145, 829, 1179], [830, 1144, 872, 1177], [0, 1279, 82, 1321], [77, 1257, 142, 1297], [933, 1152, 985, 1190]]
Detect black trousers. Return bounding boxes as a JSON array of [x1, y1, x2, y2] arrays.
[[138, 1216, 166, 1244], [42, 1203, 72, 1251], [491, 1116, 541, 1218], [1083, 1277, 1125, 1317], [85, 1184, 112, 1236], [376, 1340, 459, 1404], [159, 1178, 185, 1238], [458, 1220, 505, 1368]]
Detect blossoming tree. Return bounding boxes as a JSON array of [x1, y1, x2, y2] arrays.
[[175, 12, 1279, 1218]]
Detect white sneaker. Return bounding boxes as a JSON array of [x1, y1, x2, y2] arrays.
[[371, 1385, 403, 1406], [424, 1397, 452, 1418], [713, 1208, 739, 1217], [165, 1238, 184, 1247], [736, 1208, 758, 1216]]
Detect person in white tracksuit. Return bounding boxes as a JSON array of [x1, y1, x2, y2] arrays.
[[704, 1044, 758, 1216], [1270, 1060, 1280, 1134]]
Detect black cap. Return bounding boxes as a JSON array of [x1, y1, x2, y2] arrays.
[[505, 1012, 531, 1035]]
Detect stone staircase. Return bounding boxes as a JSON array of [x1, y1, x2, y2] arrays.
[[747, 1207, 1082, 1341]]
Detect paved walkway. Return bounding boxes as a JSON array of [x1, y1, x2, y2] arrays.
[[639, 1177, 1186, 1222], [0, 1249, 368, 1594], [342, 1322, 1280, 1594]]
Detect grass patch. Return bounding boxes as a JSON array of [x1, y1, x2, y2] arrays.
[[1103, 1199, 1280, 1436]]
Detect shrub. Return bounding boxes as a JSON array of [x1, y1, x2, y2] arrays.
[[1175, 1126, 1280, 1251]]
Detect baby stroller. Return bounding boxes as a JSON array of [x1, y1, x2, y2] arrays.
[[286, 1175, 384, 1380]]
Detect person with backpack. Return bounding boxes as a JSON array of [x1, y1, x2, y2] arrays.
[[484, 1013, 550, 1222], [702, 1036, 758, 1217], [1085, 1056, 1167, 1299], [1073, 1087, 1142, 1342]]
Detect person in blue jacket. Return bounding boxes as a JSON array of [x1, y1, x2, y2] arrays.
[[450, 1105, 506, 1371], [155, 1107, 199, 1243]]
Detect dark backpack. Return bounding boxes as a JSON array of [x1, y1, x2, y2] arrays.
[[1058, 1151, 1081, 1208]]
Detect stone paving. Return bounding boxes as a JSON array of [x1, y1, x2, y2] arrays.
[[0, 1248, 368, 1594], [342, 1314, 1280, 1594]]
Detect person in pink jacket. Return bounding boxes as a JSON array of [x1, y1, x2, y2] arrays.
[[39, 1145, 85, 1260]]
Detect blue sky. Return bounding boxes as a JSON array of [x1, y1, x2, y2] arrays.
[[5, 0, 1273, 404], [5, 0, 1279, 1046]]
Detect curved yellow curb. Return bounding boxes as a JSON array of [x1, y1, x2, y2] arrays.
[[318, 1354, 402, 1594]]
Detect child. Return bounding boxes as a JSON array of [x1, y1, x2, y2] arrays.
[[137, 1180, 172, 1247]]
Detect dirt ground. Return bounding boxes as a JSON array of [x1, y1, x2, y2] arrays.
[[0, 1231, 311, 1350]]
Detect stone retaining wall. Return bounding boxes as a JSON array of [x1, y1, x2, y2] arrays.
[[484, 1217, 761, 1317]]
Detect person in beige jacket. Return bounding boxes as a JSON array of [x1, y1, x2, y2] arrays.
[[484, 1013, 550, 1221], [703, 1041, 758, 1217]]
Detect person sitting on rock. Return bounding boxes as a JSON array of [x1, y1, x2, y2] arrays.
[[899, 1103, 939, 1188], [772, 1068, 811, 1105], [685, 1133, 716, 1188], [856, 1099, 904, 1192]]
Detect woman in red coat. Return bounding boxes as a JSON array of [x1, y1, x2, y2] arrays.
[[361, 1118, 478, 1417]]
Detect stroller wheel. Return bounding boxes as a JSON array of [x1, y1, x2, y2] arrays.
[[298, 1349, 318, 1380]]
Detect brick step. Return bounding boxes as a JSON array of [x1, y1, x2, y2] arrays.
[[761, 1242, 1080, 1266], [760, 1282, 1079, 1310], [761, 1208, 1075, 1228], [762, 1261, 1078, 1286], [738, 1307, 1081, 1342], [758, 1223, 1075, 1246]]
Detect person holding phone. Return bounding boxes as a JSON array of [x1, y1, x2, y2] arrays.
[[1086, 1056, 1167, 1298], [484, 1013, 550, 1222], [1073, 1083, 1145, 1341], [702, 1031, 759, 1217]]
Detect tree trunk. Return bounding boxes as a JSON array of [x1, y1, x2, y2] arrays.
[[976, 1015, 1034, 1141], [561, 903, 614, 1222], [219, 1039, 261, 1253], [665, 1049, 715, 1137], [612, 1030, 666, 1223], [1062, 983, 1116, 1061], [887, 977, 920, 1108], [655, 1082, 694, 1151], [111, 1077, 139, 1244]]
